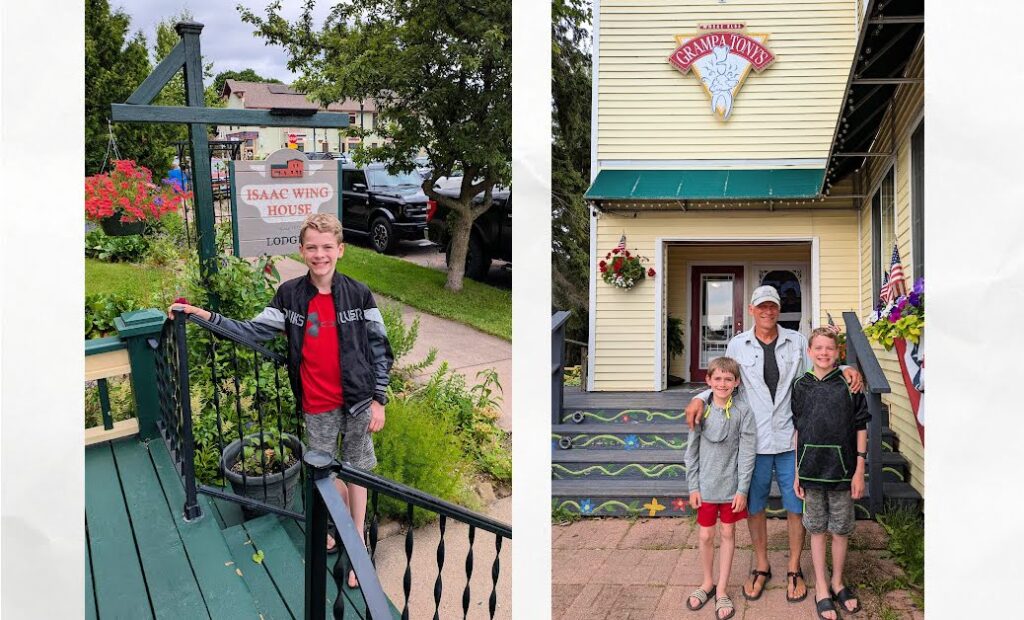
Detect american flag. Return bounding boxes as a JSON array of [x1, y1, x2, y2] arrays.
[[879, 243, 907, 305], [878, 271, 891, 306], [616, 234, 627, 251], [826, 312, 841, 334]]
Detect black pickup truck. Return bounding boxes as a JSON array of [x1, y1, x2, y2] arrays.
[[428, 184, 511, 281], [341, 163, 432, 253]]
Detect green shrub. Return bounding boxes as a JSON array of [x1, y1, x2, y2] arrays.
[[373, 394, 476, 525], [381, 303, 437, 392], [85, 228, 150, 262], [84, 376, 136, 428], [85, 292, 145, 338], [876, 507, 924, 587]]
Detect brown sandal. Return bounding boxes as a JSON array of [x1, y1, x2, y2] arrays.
[[743, 568, 771, 600], [786, 570, 808, 603]]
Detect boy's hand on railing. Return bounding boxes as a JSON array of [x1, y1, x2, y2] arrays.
[[842, 366, 864, 393], [167, 302, 212, 322], [368, 401, 386, 433], [793, 479, 805, 500], [731, 493, 747, 513], [689, 491, 702, 509], [685, 397, 705, 430]]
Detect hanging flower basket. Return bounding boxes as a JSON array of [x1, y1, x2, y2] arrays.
[[598, 246, 655, 290], [863, 277, 924, 350], [85, 159, 189, 236]]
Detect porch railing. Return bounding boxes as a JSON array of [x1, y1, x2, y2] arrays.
[[85, 337, 137, 445], [842, 311, 892, 516], [304, 451, 512, 620], [551, 311, 571, 423]]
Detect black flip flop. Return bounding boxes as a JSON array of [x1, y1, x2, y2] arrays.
[[685, 584, 716, 611], [815, 596, 839, 620], [743, 568, 771, 601], [786, 570, 808, 603], [831, 585, 861, 614]]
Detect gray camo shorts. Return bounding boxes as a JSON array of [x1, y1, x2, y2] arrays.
[[303, 407, 377, 471], [802, 486, 855, 536]]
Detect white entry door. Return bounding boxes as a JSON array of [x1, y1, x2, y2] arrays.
[[752, 264, 810, 337]]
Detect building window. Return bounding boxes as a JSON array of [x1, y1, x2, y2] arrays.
[[871, 167, 896, 304], [349, 113, 357, 124], [911, 121, 924, 278]]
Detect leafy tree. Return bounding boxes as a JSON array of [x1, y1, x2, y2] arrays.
[[85, 0, 170, 175], [552, 0, 592, 344], [240, 0, 511, 292], [211, 69, 283, 96]]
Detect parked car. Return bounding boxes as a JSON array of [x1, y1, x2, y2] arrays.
[[428, 184, 511, 281], [305, 151, 335, 160], [341, 163, 432, 253]]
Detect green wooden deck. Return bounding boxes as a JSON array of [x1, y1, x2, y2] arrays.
[[85, 437, 399, 619]]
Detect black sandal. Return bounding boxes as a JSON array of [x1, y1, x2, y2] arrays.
[[786, 570, 808, 602], [742, 568, 771, 601], [326, 524, 340, 555], [831, 585, 861, 614], [815, 596, 839, 620]]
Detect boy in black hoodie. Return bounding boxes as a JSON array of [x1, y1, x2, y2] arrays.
[[792, 328, 869, 620]]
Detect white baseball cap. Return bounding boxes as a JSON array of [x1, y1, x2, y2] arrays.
[[750, 285, 781, 307]]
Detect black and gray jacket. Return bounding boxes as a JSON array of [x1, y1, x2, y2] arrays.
[[791, 369, 870, 490], [208, 272, 394, 415]]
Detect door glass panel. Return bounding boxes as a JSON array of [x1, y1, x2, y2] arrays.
[[700, 275, 735, 368], [761, 270, 801, 331]]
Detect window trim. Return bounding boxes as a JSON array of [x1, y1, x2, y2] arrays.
[[871, 165, 896, 304]]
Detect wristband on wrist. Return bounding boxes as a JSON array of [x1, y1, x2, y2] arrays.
[[856, 451, 867, 459]]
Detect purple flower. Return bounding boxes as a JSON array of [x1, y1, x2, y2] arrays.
[[913, 277, 925, 295], [895, 296, 909, 312], [908, 291, 922, 308], [889, 306, 903, 322]]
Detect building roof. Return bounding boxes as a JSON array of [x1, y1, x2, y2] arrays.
[[221, 80, 378, 114]]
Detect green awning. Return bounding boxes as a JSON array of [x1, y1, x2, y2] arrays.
[[584, 168, 826, 201]]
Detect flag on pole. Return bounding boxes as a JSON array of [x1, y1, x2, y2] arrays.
[[616, 234, 627, 251], [826, 312, 841, 334], [878, 271, 891, 306], [887, 243, 907, 299]]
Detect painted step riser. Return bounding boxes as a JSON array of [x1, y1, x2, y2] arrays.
[[552, 495, 918, 519], [560, 409, 687, 425], [552, 462, 688, 480], [552, 433, 688, 451]]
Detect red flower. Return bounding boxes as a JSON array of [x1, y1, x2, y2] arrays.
[[613, 258, 623, 272], [672, 498, 687, 511], [174, 297, 188, 305], [624, 250, 631, 258], [648, 268, 656, 277], [605, 252, 611, 259], [611, 248, 620, 255], [599, 260, 607, 268]]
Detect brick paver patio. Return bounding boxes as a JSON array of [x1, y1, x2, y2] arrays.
[[552, 518, 923, 619]]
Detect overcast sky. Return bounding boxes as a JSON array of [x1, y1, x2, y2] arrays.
[[112, 0, 334, 84]]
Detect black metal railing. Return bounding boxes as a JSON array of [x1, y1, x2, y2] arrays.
[[155, 310, 306, 520], [842, 311, 892, 516], [304, 451, 513, 620]]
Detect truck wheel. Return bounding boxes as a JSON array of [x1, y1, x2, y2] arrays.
[[370, 216, 395, 253]]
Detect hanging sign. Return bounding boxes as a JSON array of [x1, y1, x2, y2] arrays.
[[667, 23, 775, 121], [232, 149, 339, 257]]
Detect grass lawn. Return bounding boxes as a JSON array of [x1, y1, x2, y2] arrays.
[[85, 258, 179, 303], [318, 245, 511, 341]]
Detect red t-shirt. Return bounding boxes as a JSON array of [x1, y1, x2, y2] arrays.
[[300, 293, 343, 414]]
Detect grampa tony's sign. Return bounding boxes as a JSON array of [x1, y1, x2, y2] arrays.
[[667, 23, 775, 121], [233, 149, 339, 257]]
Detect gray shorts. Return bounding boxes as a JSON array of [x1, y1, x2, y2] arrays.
[[802, 486, 855, 536], [303, 407, 377, 471]]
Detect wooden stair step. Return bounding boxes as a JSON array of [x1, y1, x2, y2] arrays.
[[552, 449, 687, 464]]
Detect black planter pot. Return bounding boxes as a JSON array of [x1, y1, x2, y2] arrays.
[[99, 216, 145, 236], [220, 433, 305, 518]]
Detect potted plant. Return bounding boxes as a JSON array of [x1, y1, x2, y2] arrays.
[[666, 314, 685, 386], [220, 428, 305, 517], [85, 159, 188, 236], [598, 246, 655, 290]]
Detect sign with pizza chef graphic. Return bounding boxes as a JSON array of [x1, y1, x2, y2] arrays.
[[668, 23, 775, 121]]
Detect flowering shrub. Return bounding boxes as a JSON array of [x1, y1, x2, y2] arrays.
[[85, 160, 189, 223], [598, 246, 655, 290], [863, 277, 924, 350]]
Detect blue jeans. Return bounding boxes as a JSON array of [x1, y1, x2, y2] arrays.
[[748, 451, 802, 515]]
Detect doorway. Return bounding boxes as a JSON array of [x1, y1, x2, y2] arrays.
[[689, 266, 744, 382]]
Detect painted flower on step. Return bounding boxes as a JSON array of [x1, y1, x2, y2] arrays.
[[623, 434, 639, 450], [580, 499, 594, 514], [622, 414, 631, 423], [672, 497, 687, 512], [643, 497, 666, 516]]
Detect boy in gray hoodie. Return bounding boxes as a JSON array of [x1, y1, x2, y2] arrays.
[[684, 357, 757, 620]]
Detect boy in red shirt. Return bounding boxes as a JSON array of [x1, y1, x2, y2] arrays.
[[172, 213, 393, 587]]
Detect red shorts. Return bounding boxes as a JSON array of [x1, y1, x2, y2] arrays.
[[696, 502, 748, 527]]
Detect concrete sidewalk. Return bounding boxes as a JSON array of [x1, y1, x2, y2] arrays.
[[272, 257, 511, 430], [553, 518, 923, 619]]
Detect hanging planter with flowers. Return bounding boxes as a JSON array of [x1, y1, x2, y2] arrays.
[[598, 235, 655, 290], [85, 159, 190, 236]]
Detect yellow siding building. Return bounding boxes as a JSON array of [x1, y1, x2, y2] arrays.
[[584, 0, 924, 495]]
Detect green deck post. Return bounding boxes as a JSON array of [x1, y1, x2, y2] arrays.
[[115, 309, 167, 440]]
